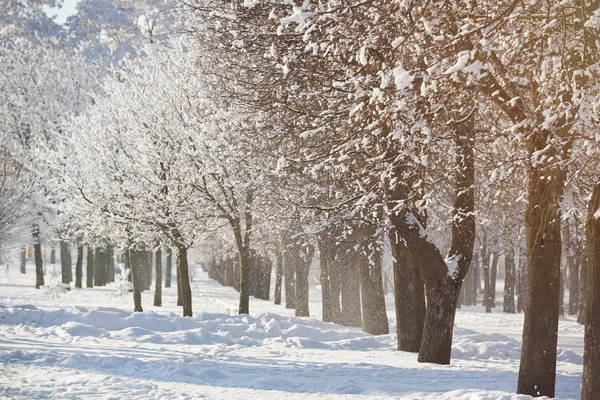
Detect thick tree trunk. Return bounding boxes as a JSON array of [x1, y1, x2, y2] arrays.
[[582, 182, 600, 400], [154, 248, 162, 307], [60, 241, 71, 285], [359, 240, 389, 335], [33, 226, 44, 289], [418, 116, 475, 364], [274, 242, 283, 305], [177, 257, 183, 306], [86, 246, 93, 288], [20, 246, 26, 274], [237, 246, 250, 314], [165, 247, 172, 288], [75, 246, 83, 289], [418, 280, 462, 363], [390, 231, 425, 352], [129, 248, 144, 313], [177, 245, 193, 317], [294, 242, 314, 317], [503, 230, 516, 313], [340, 255, 362, 328], [517, 154, 565, 398]]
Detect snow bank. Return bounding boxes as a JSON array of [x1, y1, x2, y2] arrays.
[[0, 305, 394, 351]]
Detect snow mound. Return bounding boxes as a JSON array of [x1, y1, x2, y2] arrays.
[[0, 305, 394, 351]]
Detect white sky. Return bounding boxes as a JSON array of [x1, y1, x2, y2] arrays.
[[42, 0, 80, 25]]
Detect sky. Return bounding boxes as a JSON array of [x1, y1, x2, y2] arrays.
[[42, 0, 80, 25]]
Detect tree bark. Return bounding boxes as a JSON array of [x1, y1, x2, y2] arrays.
[[564, 223, 579, 315], [503, 229, 516, 313], [60, 241, 71, 285], [75, 246, 83, 289], [415, 116, 475, 364], [33, 226, 44, 289], [274, 241, 283, 305], [517, 145, 566, 398], [359, 239, 389, 335], [390, 230, 425, 352], [154, 248, 162, 307], [318, 237, 334, 321], [86, 246, 93, 288], [517, 246, 526, 313], [582, 182, 600, 400], [129, 248, 144, 313], [293, 240, 314, 317], [578, 240, 587, 325], [20, 246, 26, 274], [489, 251, 499, 308], [165, 247, 172, 288], [176, 245, 193, 317], [481, 232, 492, 313], [340, 247, 362, 328], [283, 234, 296, 309]]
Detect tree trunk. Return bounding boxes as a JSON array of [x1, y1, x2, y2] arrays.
[[60, 241, 71, 285], [319, 238, 333, 321], [165, 247, 172, 288], [418, 279, 462, 363], [177, 245, 193, 317], [564, 223, 579, 315], [292, 240, 313, 318], [50, 247, 56, 265], [390, 231, 425, 352], [274, 242, 283, 305], [517, 245, 526, 313], [503, 230, 516, 313], [154, 248, 162, 307], [20, 246, 26, 274], [489, 251, 499, 308], [340, 253, 362, 328], [481, 232, 492, 313], [582, 182, 600, 400], [578, 240, 587, 325], [75, 246, 83, 289], [517, 149, 565, 398], [86, 246, 93, 288], [359, 240, 389, 335], [414, 116, 474, 364], [94, 247, 104, 287], [129, 248, 144, 312], [107, 246, 115, 283], [283, 235, 296, 309], [33, 226, 44, 289], [237, 245, 250, 314]]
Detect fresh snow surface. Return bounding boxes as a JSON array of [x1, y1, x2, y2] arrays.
[[0, 263, 583, 399]]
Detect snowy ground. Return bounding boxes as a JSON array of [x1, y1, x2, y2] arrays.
[[0, 263, 583, 399]]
